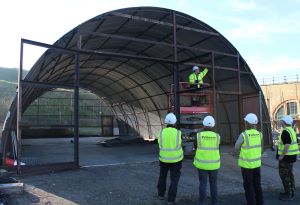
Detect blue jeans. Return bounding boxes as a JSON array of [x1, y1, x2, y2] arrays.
[[198, 169, 218, 205]]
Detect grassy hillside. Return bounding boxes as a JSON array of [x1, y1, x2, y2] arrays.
[[0, 67, 113, 136], [0, 67, 18, 81], [0, 67, 29, 82], [0, 68, 20, 123], [0, 68, 38, 122]]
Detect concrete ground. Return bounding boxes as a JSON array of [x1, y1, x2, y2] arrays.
[[7, 138, 300, 205], [21, 137, 158, 166]]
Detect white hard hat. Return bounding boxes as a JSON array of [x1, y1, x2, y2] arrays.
[[164, 113, 177, 125], [244, 113, 258, 125], [203, 115, 215, 127], [281, 115, 293, 125], [192, 65, 199, 72]]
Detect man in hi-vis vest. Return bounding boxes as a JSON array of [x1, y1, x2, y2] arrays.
[[188, 65, 209, 106], [157, 113, 183, 205], [193, 115, 220, 205], [235, 113, 263, 205], [188, 65, 208, 88], [277, 115, 299, 201]]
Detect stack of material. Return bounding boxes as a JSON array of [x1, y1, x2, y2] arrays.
[[0, 169, 24, 205]]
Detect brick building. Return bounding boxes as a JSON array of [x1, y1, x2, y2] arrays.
[[261, 81, 300, 132]]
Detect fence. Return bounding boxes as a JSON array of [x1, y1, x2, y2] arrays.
[[260, 75, 299, 85], [22, 89, 113, 136]]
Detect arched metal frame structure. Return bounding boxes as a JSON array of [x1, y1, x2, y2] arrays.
[[2, 7, 271, 172]]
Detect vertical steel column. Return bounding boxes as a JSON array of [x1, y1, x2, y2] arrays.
[[212, 53, 217, 131], [266, 96, 272, 147], [37, 98, 40, 125], [259, 91, 263, 133], [172, 11, 180, 125], [237, 54, 242, 135], [237, 54, 241, 93], [74, 53, 80, 167], [17, 40, 24, 174], [74, 33, 81, 166], [267, 98, 271, 127]]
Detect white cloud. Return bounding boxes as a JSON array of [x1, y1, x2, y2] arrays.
[[225, 18, 270, 42], [224, 13, 300, 42], [230, 0, 256, 11], [275, 15, 300, 34], [247, 55, 300, 80]]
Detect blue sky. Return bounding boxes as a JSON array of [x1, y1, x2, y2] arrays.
[[0, 0, 299, 83]]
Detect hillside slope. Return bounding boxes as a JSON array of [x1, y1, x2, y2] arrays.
[[0, 68, 19, 122]]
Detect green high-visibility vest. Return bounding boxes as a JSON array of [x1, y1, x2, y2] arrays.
[[278, 126, 300, 155], [188, 68, 208, 88], [238, 129, 262, 169], [193, 131, 220, 170], [158, 127, 183, 163]]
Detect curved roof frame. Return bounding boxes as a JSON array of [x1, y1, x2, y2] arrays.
[[2, 7, 271, 171]]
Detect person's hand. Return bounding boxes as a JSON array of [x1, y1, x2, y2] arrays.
[[279, 155, 284, 161]]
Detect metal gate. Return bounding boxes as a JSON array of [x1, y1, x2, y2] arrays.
[[101, 115, 113, 136]]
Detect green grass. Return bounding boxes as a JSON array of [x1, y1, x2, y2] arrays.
[[0, 80, 16, 121]]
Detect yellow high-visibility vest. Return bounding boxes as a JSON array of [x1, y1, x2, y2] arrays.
[[278, 126, 300, 155], [158, 127, 183, 163], [193, 131, 220, 170], [188, 68, 208, 88], [238, 129, 262, 169]]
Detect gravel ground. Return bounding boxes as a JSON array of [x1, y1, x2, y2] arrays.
[[8, 149, 300, 205]]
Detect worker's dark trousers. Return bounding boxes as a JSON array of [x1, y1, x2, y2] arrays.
[[241, 167, 264, 205], [157, 161, 182, 203], [279, 160, 295, 195]]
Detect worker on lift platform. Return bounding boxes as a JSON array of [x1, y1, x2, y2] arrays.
[[188, 65, 208, 106], [188, 65, 208, 89]]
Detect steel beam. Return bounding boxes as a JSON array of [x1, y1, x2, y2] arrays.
[[17, 39, 24, 174], [173, 12, 180, 125], [111, 12, 220, 36], [20, 80, 74, 89], [73, 53, 80, 167], [79, 31, 235, 58]]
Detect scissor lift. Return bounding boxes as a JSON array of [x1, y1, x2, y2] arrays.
[[168, 82, 214, 155]]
